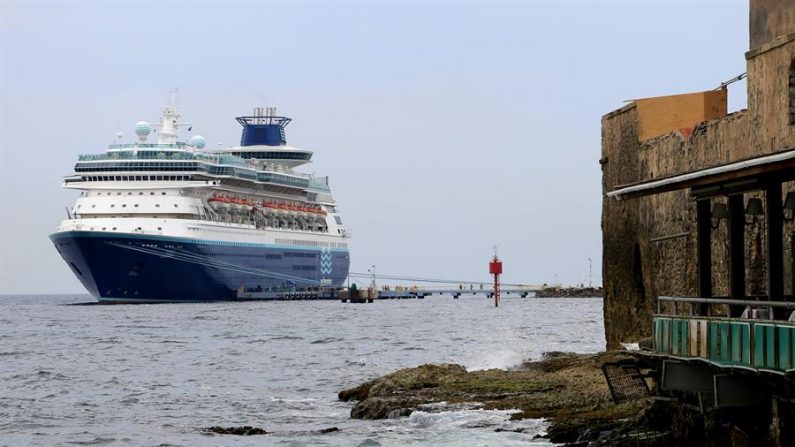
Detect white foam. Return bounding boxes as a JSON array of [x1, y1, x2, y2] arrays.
[[465, 349, 526, 371], [407, 409, 520, 429], [269, 396, 317, 403], [400, 408, 549, 440]]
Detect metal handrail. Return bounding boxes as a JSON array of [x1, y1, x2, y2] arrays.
[[657, 295, 795, 314]]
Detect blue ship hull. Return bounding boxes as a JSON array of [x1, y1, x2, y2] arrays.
[[50, 231, 350, 303]]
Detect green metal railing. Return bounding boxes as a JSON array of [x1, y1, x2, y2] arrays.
[[653, 296, 795, 373]]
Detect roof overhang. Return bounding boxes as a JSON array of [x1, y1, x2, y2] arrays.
[[607, 147, 795, 201]]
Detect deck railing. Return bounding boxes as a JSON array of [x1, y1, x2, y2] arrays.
[[653, 296, 795, 374]]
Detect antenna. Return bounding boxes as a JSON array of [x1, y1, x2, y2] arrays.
[[169, 87, 179, 107]]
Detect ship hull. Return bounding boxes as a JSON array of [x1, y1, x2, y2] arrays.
[[50, 231, 350, 303]]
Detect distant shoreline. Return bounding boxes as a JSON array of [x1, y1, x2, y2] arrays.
[[534, 287, 603, 298]]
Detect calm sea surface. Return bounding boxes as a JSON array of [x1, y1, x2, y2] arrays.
[[0, 295, 604, 447]]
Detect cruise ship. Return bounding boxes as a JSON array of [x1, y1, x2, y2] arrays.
[[50, 97, 351, 303]]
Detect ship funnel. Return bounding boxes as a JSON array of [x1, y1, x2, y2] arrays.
[[236, 107, 291, 146]]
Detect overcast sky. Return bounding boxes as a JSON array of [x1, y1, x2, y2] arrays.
[[0, 0, 748, 295]]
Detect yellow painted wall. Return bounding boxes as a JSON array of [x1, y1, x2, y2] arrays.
[[634, 89, 728, 142]]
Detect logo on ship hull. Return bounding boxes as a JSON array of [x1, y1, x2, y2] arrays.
[[320, 247, 333, 276]]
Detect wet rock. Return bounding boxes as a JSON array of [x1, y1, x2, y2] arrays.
[[340, 351, 660, 443], [318, 427, 340, 433], [494, 427, 525, 433], [339, 382, 372, 401], [350, 397, 418, 420], [203, 425, 268, 435]]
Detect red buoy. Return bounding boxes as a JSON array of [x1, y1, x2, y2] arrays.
[[489, 253, 502, 307]]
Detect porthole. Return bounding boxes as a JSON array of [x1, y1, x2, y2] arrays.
[[110, 204, 115, 208], [150, 192, 155, 195], [122, 204, 127, 208], [139, 192, 143, 195], [174, 204, 178, 208], [158, 227, 162, 230], [117, 192, 121, 196], [91, 204, 96, 208], [134, 204, 139, 207], [112, 227, 117, 230], [128, 192, 132, 195], [161, 192, 166, 195], [155, 204, 160, 208]]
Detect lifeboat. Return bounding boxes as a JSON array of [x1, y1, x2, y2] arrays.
[[242, 198, 255, 212], [207, 194, 231, 210], [261, 201, 277, 215]]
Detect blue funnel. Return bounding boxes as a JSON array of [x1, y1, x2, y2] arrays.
[[236, 109, 292, 146]]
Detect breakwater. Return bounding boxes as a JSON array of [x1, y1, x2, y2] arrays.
[[535, 286, 604, 298]]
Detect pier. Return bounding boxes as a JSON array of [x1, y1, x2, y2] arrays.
[[234, 285, 542, 302]]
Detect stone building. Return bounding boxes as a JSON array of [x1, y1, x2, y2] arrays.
[[601, 0, 795, 349]]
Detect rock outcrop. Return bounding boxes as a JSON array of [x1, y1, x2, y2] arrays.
[[340, 352, 666, 446]]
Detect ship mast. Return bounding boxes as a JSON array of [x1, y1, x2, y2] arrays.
[[154, 88, 190, 145]]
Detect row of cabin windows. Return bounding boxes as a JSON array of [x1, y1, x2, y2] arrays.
[[83, 203, 179, 209], [93, 191, 168, 196], [81, 175, 190, 182]]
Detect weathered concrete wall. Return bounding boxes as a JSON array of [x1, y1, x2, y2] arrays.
[[750, 0, 795, 49], [747, 36, 795, 155], [601, 105, 643, 348], [601, 109, 764, 349], [640, 110, 751, 178]]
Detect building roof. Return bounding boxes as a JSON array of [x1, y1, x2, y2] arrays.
[[607, 147, 795, 200]]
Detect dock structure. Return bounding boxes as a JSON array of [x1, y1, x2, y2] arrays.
[[235, 285, 541, 301], [377, 287, 537, 300]]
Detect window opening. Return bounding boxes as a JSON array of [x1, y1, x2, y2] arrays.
[[790, 59, 795, 125]]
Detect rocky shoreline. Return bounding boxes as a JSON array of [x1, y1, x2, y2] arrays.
[[339, 351, 676, 446]]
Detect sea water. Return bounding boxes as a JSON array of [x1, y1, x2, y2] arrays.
[[0, 295, 604, 446]]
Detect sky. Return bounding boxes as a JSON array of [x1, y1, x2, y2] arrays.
[[0, 0, 749, 295]]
